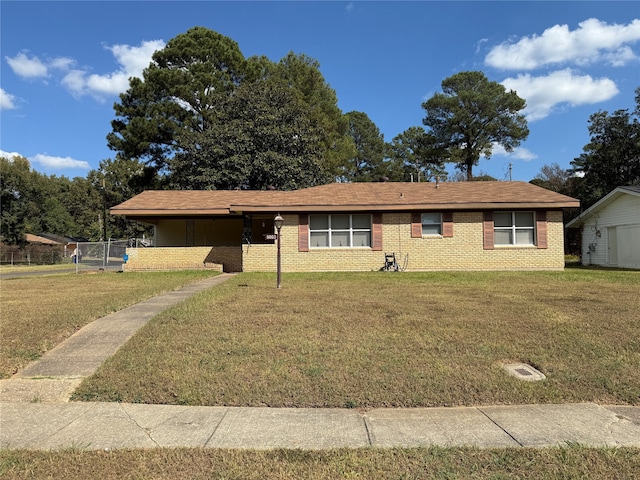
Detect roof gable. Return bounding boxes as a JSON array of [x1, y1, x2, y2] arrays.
[[566, 186, 640, 228]]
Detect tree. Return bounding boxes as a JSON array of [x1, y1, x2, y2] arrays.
[[342, 111, 389, 182], [88, 157, 158, 239], [448, 170, 497, 182], [107, 27, 353, 190], [60, 176, 103, 239], [1, 157, 82, 242], [1, 155, 34, 244], [38, 176, 77, 236], [275, 52, 355, 179], [530, 163, 574, 194], [107, 27, 248, 175], [570, 87, 640, 208], [170, 78, 329, 190], [389, 127, 447, 182], [422, 71, 529, 181]]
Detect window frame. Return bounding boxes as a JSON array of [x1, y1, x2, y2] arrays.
[[308, 214, 372, 248], [493, 211, 536, 246], [421, 212, 443, 236]]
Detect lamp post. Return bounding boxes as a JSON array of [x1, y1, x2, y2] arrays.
[[274, 213, 284, 288]]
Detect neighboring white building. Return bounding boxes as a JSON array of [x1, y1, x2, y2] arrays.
[[567, 186, 640, 269]]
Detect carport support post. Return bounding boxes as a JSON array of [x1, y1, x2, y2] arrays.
[[274, 213, 284, 289]]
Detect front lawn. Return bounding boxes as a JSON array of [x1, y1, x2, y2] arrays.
[[72, 270, 640, 407], [0, 270, 220, 378]]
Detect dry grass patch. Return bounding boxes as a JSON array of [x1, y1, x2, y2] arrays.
[[0, 264, 74, 274], [1, 446, 639, 479], [73, 270, 640, 407], [0, 270, 219, 378]]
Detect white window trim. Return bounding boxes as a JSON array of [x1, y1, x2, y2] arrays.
[[494, 211, 536, 247], [309, 214, 372, 248]]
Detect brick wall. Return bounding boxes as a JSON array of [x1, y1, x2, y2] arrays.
[[243, 212, 566, 272], [123, 246, 242, 272], [128, 211, 566, 273]]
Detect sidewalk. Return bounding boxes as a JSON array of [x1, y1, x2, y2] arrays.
[[2, 401, 639, 450], [2, 272, 639, 451]]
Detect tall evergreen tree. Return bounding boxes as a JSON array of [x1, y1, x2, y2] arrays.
[[107, 27, 353, 190], [171, 78, 328, 190], [342, 111, 388, 182], [390, 127, 447, 182], [422, 71, 528, 180], [276, 52, 356, 179]]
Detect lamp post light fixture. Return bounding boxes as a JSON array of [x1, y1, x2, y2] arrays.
[[274, 213, 284, 288]]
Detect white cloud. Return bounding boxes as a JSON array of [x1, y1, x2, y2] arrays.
[[486, 18, 640, 70], [84, 71, 132, 96], [0, 150, 90, 170], [346, 2, 355, 13], [110, 42, 163, 75], [7, 40, 164, 100], [5, 52, 48, 78], [61, 39, 165, 99], [31, 154, 90, 170], [0, 149, 23, 160], [501, 69, 619, 121], [60, 70, 87, 96], [49, 56, 76, 71], [490, 144, 537, 162], [0, 88, 17, 109]]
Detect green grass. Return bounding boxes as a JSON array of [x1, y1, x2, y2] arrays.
[[0, 270, 219, 378], [73, 270, 640, 407], [1, 445, 639, 479]]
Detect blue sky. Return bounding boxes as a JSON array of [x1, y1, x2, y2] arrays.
[[1, 1, 639, 182]]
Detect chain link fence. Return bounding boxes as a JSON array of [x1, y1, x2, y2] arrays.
[[0, 243, 66, 265], [73, 240, 128, 272]]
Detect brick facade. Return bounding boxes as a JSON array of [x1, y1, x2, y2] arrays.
[[123, 246, 238, 273], [122, 211, 566, 273], [243, 211, 566, 272]]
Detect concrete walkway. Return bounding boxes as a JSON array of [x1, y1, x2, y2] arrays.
[[1, 272, 639, 451], [1, 273, 235, 403]]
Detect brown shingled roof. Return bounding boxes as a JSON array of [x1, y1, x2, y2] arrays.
[[25, 233, 62, 245], [110, 190, 289, 215], [111, 181, 579, 217]]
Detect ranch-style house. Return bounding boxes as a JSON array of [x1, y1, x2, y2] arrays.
[[111, 181, 580, 273]]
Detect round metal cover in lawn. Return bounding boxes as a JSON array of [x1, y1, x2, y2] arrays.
[[503, 363, 546, 381]]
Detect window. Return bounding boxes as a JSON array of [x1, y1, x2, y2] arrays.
[[421, 213, 442, 236], [493, 211, 535, 246], [309, 214, 371, 248], [412, 212, 453, 238]]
